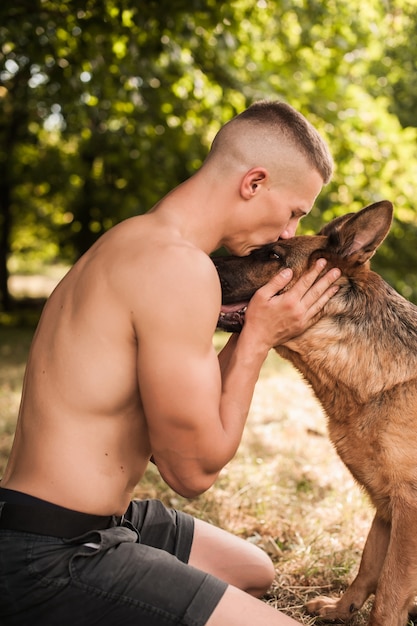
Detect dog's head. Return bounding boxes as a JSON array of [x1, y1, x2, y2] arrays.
[[214, 200, 393, 332]]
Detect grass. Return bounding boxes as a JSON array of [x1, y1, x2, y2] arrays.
[[0, 325, 36, 472], [0, 313, 378, 624]]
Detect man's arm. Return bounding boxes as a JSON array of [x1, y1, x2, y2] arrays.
[[134, 249, 339, 498]]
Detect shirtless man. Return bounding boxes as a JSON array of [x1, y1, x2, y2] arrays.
[[0, 101, 340, 626]]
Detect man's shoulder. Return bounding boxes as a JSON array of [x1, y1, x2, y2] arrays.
[[88, 212, 220, 307]]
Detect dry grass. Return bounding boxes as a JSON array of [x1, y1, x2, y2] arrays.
[[0, 324, 378, 624]]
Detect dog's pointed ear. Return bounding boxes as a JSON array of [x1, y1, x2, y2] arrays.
[[323, 201, 393, 264], [318, 212, 355, 237]]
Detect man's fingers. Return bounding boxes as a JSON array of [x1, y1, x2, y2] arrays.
[[294, 258, 329, 293], [255, 267, 293, 299], [307, 283, 340, 319], [294, 259, 336, 297], [300, 265, 341, 308], [256, 258, 338, 302]]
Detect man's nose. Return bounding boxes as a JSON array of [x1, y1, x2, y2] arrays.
[[279, 221, 298, 239]]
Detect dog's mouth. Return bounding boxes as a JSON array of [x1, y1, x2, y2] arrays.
[[218, 302, 248, 332]]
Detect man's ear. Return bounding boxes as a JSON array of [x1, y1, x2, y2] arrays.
[[240, 167, 268, 200]]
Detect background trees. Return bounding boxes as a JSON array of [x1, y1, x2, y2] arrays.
[[2, 0, 417, 311]]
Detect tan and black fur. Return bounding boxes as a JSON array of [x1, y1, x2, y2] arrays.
[[214, 201, 417, 626]]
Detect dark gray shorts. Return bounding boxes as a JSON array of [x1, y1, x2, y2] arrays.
[[0, 497, 227, 626]]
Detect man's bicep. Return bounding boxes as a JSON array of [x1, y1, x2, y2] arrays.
[[137, 328, 221, 441], [133, 248, 222, 430], [136, 330, 224, 495]]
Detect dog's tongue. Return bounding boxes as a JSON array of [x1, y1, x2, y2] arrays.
[[220, 302, 248, 313]]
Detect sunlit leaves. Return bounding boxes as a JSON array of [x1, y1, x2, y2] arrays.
[[2, 0, 417, 307]]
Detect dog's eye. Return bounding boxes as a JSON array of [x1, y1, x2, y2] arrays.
[[270, 252, 281, 261]]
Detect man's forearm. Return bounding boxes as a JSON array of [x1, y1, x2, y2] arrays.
[[218, 330, 269, 456]]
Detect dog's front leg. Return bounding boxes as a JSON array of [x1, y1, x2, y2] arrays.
[[369, 504, 417, 626], [306, 513, 390, 621]]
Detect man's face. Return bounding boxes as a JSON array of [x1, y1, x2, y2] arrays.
[[226, 166, 323, 256]]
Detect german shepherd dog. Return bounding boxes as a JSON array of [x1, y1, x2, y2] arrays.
[[214, 200, 417, 626]]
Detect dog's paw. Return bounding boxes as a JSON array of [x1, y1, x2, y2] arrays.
[[306, 595, 355, 622]]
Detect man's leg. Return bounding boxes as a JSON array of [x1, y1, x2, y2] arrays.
[[130, 500, 273, 596], [190, 519, 302, 625], [206, 585, 302, 625], [189, 518, 275, 597]]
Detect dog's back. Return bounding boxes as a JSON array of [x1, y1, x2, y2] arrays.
[[215, 201, 417, 625]]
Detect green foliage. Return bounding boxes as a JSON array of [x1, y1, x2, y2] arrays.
[[2, 0, 417, 307]]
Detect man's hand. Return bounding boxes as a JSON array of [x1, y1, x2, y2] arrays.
[[243, 259, 341, 348]]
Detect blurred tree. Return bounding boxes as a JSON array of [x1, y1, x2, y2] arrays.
[[0, 0, 232, 309], [1, 0, 417, 311]]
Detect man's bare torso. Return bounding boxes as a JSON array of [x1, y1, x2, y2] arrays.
[[2, 212, 199, 515]]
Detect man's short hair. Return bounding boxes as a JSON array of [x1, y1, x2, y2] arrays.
[[210, 100, 333, 184]]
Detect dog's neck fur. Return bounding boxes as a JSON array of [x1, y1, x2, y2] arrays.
[[276, 268, 417, 517], [277, 270, 417, 412]]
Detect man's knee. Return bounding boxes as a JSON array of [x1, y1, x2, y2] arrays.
[[243, 543, 275, 597]]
